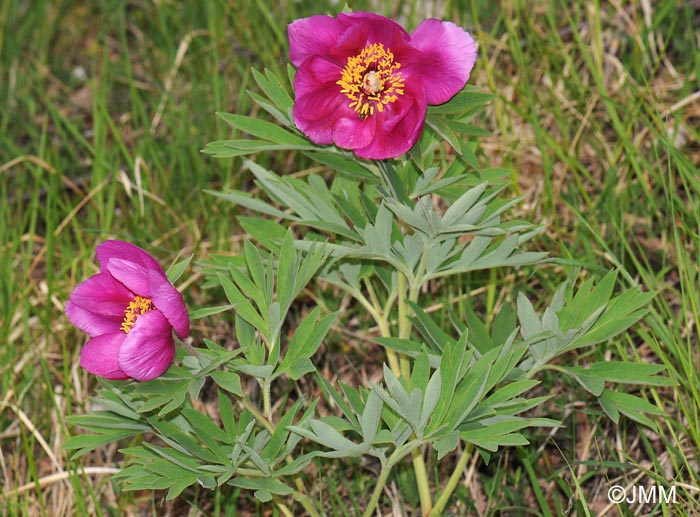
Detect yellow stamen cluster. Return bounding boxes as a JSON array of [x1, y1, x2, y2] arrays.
[[120, 296, 154, 334], [337, 43, 405, 119]]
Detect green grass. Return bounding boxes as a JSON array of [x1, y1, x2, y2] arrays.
[[1, 0, 699, 514]]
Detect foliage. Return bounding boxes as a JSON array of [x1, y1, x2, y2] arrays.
[[64, 63, 670, 516], [4, 0, 697, 515]]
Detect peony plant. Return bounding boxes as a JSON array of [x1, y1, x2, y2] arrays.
[[65, 9, 668, 516]]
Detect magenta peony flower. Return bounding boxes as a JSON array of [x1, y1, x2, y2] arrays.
[[66, 240, 189, 381], [288, 12, 477, 160]]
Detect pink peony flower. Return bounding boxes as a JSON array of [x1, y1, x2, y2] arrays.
[[288, 12, 477, 160], [66, 240, 189, 381]]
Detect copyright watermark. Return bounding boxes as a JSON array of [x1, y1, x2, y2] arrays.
[[607, 485, 677, 504]]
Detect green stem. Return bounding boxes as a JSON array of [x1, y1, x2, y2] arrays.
[[486, 268, 497, 327], [364, 277, 382, 313], [293, 492, 322, 517], [362, 460, 392, 517], [362, 440, 425, 516], [176, 336, 200, 357], [383, 289, 398, 319], [240, 396, 274, 434], [351, 283, 382, 323], [412, 447, 433, 516], [397, 273, 413, 380], [397, 273, 410, 339], [365, 278, 401, 376], [233, 467, 267, 477], [275, 500, 295, 517], [383, 334, 401, 377], [335, 279, 401, 376], [411, 247, 429, 303], [399, 355, 412, 382], [396, 272, 432, 515], [431, 443, 473, 516], [528, 362, 563, 380], [262, 379, 272, 420]]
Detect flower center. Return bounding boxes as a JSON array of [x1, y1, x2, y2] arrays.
[[120, 296, 154, 334], [337, 42, 405, 120]]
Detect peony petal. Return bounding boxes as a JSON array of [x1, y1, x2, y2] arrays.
[[335, 12, 410, 52], [288, 14, 347, 66], [96, 240, 164, 276], [79, 332, 130, 380], [148, 269, 189, 339], [293, 57, 350, 145], [355, 90, 426, 159], [405, 19, 477, 105], [293, 56, 343, 100], [66, 300, 124, 337], [292, 56, 345, 117], [69, 272, 134, 316], [118, 310, 176, 381], [330, 17, 372, 61], [106, 258, 151, 296], [332, 114, 377, 150]]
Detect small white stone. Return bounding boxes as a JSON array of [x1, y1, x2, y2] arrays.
[[72, 65, 87, 82]]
